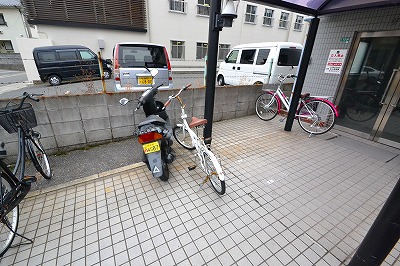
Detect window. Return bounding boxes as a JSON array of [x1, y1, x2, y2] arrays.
[[294, 15, 304, 31], [263, 9, 274, 27], [57, 50, 78, 61], [0, 14, 6, 25], [118, 44, 167, 68], [169, 0, 187, 14], [171, 40, 185, 59], [279, 12, 290, 29], [245, 4, 257, 24], [240, 49, 256, 64], [196, 42, 208, 60], [79, 50, 96, 60], [38, 52, 57, 62], [256, 49, 270, 65], [218, 44, 230, 61], [277, 48, 302, 66], [226, 50, 239, 63], [197, 0, 210, 16], [4, 41, 13, 51]]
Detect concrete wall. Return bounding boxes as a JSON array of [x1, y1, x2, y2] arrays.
[[303, 6, 400, 99], [0, 53, 24, 70], [0, 85, 260, 158]]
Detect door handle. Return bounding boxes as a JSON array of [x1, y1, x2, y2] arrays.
[[232, 66, 235, 70], [379, 69, 399, 104], [237, 67, 241, 70]]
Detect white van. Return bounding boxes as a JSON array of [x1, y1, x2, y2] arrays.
[[217, 42, 303, 86], [113, 42, 173, 91]]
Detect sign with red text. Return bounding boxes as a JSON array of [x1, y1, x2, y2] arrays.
[[325, 49, 348, 74]]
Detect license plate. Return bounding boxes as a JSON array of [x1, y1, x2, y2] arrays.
[[143, 141, 160, 154], [138, 76, 153, 85]]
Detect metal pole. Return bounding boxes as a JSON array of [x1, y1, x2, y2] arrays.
[[97, 52, 107, 93], [203, 0, 221, 146], [348, 178, 400, 265], [284, 17, 319, 131]]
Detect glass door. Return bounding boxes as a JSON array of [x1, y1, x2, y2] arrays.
[[336, 31, 400, 147]]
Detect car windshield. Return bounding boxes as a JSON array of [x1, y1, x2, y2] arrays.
[[118, 45, 167, 68]]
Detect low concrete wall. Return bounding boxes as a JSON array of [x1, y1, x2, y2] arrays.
[[0, 85, 261, 158]]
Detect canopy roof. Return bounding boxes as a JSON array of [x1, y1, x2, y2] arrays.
[[249, 0, 400, 16]]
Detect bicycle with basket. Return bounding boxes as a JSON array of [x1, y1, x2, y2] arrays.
[[255, 74, 339, 135], [0, 92, 52, 257]]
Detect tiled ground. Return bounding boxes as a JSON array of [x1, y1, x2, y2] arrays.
[[1, 115, 400, 265]]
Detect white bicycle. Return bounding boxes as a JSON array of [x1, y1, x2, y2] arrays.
[[164, 84, 226, 195]]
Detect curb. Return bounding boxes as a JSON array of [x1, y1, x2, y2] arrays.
[[26, 162, 146, 198]]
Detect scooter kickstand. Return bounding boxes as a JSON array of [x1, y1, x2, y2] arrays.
[[196, 175, 210, 192]]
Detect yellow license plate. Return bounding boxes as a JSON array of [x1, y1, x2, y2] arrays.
[[143, 141, 160, 154], [138, 76, 153, 85]]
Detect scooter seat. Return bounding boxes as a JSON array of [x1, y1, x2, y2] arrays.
[[138, 115, 167, 127], [189, 117, 207, 128]]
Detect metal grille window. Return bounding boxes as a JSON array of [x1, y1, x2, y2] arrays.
[[294, 15, 304, 31], [279, 12, 290, 29], [263, 9, 274, 27], [0, 14, 6, 25], [22, 0, 147, 32], [169, 0, 187, 14], [218, 44, 230, 61], [245, 4, 257, 24], [197, 0, 210, 16], [196, 43, 208, 60], [171, 40, 185, 59]]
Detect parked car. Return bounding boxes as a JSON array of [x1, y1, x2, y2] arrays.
[[113, 42, 173, 91], [217, 42, 303, 86], [33, 45, 112, 86]]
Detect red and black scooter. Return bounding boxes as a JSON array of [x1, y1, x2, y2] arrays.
[[119, 69, 174, 181]]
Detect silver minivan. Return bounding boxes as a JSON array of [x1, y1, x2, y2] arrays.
[[113, 42, 173, 91]]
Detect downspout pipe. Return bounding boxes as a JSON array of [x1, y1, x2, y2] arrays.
[[284, 17, 319, 131]]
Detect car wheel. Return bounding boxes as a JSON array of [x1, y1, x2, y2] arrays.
[[48, 75, 61, 86], [217, 75, 225, 86], [103, 70, 112, 79]]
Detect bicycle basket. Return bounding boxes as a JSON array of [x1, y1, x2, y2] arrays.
[[0, 103, 37, 133]]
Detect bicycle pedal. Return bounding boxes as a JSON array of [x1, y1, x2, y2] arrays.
[[188, 165, 197, 171], [22, 176, 37, 184]]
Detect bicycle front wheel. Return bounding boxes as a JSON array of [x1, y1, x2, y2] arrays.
[[27, 135, 52, 179], [0, 173, 19, 257], [255, 92, 279, 121], [297, 99, 335, 135], [173, 125, 195, 150], [203, 151, 225, 195]]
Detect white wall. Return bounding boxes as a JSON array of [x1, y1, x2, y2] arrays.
[[15, 37, 52, 81], [0, 7, 30, 53]]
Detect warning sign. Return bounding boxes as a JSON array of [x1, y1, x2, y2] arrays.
[[324, 49, 347, 74]]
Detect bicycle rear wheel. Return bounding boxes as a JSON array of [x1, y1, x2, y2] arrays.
[[0, 172, 19, 257], [173, 125, 195, 150], [297, 99, 335, 135], [255, 92, 279, 121], [203, 151, 225, 195], [27, 134, 52, 179], [345, 93, 379, 122]]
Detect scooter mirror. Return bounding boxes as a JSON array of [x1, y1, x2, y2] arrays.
[[119, 98, 129, 106], [150, 69, 159, 77]]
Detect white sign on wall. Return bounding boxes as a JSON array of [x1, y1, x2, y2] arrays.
[[324, 49, 348, 74]]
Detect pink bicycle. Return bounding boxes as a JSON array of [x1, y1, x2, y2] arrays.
[[255, 74, 339, 135]]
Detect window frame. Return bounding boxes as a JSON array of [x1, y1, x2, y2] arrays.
[[262, 8, 274, 27], [169, 0, 187, 14], [244, 4, 257, 24], [279, 12, 290, 29], [294, 15, 304, 31], [218, 44, 231, 61], [0, 13, 6, 26], [197, 0, 210, 17], [196, 42, 208, 60], [171, 40, 185, 60]]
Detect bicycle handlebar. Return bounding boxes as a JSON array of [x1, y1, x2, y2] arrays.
[[2, 92, 43, 113], [164, 83, 192, 108], [277, 74, 297, 82]]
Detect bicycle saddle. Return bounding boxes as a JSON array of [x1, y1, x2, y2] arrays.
[[189, 117, 207, 128]]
